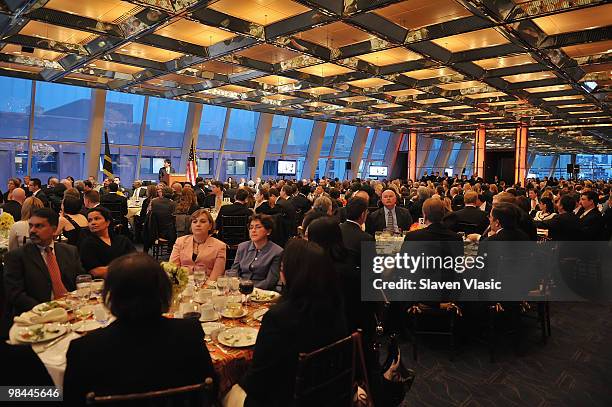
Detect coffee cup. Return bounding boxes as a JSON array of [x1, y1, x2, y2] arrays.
[[200, 304, 216, 320], [197, 289, 213, 303]]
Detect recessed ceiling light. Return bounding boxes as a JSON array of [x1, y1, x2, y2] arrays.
[[120, 48, 128, 52]]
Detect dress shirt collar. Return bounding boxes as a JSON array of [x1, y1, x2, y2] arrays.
[[580, 207, 594, 218], [346, 219, 362, 228], [479, 202, 487, 211]]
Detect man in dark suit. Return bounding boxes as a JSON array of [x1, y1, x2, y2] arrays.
[[216, 188, 253, 239], [536, 194, 581, 241], [100, 182, 128, 217], [577, 190, 604, 240], [193, 181, 207, 208], [405, 198, 462, 242], [443, 191, 489, 235], [4, 208, 83, 315], [481, 202, 529, 242], [274, 186, 297, 246], [339, 197, 374, 265], [27, 178, 48, 207], [366, 188, 413, 235], [291, 184, 313, 214], [158, 158, 175, 183], [2, 187, 25, 222]]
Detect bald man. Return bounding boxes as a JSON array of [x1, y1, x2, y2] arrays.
[[2, 187, 25, 221]]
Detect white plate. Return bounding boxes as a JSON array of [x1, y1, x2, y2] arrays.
[[201, 322, 224, 335], [220, 308, 247, 319], [251, 289, 280, 303], [74, 320, 106, 333], [16, 324, 67, 343], [75, 305, 94, 319], [253, 308, 268, 322], [199, 313, 219, 322], [218, 327, 258, 348], [31, 300, 68, 315]]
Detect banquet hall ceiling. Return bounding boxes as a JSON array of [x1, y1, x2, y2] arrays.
[[0, 0, 610, 153]]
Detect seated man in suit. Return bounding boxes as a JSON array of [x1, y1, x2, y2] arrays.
[[339, 197, 374, 266], [443, 191, 489, 235], [481, 202, 529, 242], [28, 178, 48, 207], [366, 188, 413, 235], [4, 208, 83, 315], [405, 198, 462, 242], [578, 190, 604, 240], [216, 188, 253, 241], [100, 182, 128, 218], [2, 187, 25, 222], [536, 194, 581, 241]]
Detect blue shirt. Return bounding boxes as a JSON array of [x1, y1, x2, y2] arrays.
[[230, 240, 283, 290]]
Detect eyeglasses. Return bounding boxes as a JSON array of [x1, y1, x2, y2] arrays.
[[249, 225, 264, 230]]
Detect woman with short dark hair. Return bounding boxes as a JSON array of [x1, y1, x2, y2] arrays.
[[79, 206, 136, 277], [238, 239, 347, 406], [230, 214, 283, 290], [55, 197, 88, 246], [534, 196, 556, 221], [64, 253, 217, 406]]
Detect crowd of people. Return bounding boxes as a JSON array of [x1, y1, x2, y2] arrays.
[[1, 170, 611, 405]]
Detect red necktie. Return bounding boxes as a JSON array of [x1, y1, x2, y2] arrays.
[[44, 246, 68, 299]]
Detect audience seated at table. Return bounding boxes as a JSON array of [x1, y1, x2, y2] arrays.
[[8, 196, 44, 251], [2, 186, 25, 222], [63, 253, 217, 406], [175, 186, 199, 216], [4, 208, 83, 315], [216, 188, 253, 238], [535, 194, 581, 241], [28, 178, 49, 207], [578, 190, 605, 240], [237, 239, 347, 407], [533, 197, 557, 221], [405, 198, 462, 242], [3, 178, 20, 202], [443, 191, 489, 235], [366, 188, 413, 235], [170, 208, 226, 280], [230, 214, 283, 290], [79, 206, 136, 278], [55, 197, 88, 246], [100, 181, 128, 218]]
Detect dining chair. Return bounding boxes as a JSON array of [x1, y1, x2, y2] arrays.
[[85, 377, 215, 406]]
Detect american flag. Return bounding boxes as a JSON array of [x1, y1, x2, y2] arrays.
[[186, 139, 198, 186]]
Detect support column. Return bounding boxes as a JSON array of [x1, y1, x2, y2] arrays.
[[302, 120, 326, 179], [384, 131, 402, 179], [514, 124, 528, 186], [178, 103, 203, 173], [251, 113, 274, 180], [348, 127, 369, 179], [84, 88, 107, 180], [407, 131, 418, 181], [474, 125, 486, 179]]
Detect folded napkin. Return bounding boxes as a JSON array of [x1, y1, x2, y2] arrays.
[[14, 308, 68, 325]]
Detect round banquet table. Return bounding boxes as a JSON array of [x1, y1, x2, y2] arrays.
[[8, 298, 270, 396]]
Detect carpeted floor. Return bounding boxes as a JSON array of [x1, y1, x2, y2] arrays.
[[400, 302, 612, 407]]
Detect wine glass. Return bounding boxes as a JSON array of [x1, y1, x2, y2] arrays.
[[76, 274, 92, 305], [193, 267, 206, 290], [216, 276, 229, 295], [225, 270, 239, 293], [239, 279, 254, 305]]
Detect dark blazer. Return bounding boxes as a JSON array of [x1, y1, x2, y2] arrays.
[[273, 198, 297, 246], [158, 166, 175, 182], [578, 208, 604, 240], [482, 228, 529, 242], [4, 242, 83, 315], [32, 190, 48, 207], [409, 198, 425, 221], [255, 201, 277, 216], [443, 205, 489, 235], [365, 205, 413, 235], [339, 221, 374, 265], [241, 299, 347, 407], [290, 194, 312, 214], [404, 222, 462, 242], [63, 318, 217, 406], [536, 212, 582, 241], [2, 200, 22, 222], [216, 202, 253, 234], [451, 194, 464, 212], [100, 192, 128, 218]]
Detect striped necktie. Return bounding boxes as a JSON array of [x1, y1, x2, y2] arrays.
[[386, 208, 395, 232], [44, 246, 68, 299]]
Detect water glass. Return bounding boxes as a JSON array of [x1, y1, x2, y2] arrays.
[[193, 267, 207, 289], [216, 276, 229, 295], [225, 270, 239, 293], [93, 304, 108, 326], [212, 296, 227, 316], [76, 274, 92, 303], [91, 279, 104, 299]]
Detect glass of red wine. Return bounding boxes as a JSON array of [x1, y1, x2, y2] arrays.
[[239, 279, 254, 305]]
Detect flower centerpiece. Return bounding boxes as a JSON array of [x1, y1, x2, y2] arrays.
[[160, 261, 189, 312], [0, 211, 15, 239]]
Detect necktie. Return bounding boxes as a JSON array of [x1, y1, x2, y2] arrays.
[[44, 246, 68, 299], [386, 209, 395, 232]]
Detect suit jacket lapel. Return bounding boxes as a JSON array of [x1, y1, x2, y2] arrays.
[[27, 244, 51, 283]]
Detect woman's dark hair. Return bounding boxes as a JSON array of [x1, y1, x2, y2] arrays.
[[302, 209, 327, 231], [249, 213, 274, 232], [103, 253, 171, 321], [281, 239, 341, 304], [87, 206, 112, 222], [540, 197, 554, 213], [306, 217, 347, 262], [62, 197, 83, 215]]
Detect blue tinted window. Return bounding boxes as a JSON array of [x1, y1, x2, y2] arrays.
[[30, 142, 86, 180], [316, 158, 327, 178], [268, 115, 289, 154], [98, 146, 138, 187], [225, 109, 260, 152], [198, 104, 227, 150], [320, 123, 336, 156], [139, 148, 182, 181], [576, 154, 612, 180], [0, 76, 31, 139], [143, 97, 188, 147], [333, 125, 356, 158], [33, 82, 92, 141], [103, 91, 145, 145], [362, 130, 374, 158], [285, 117, 313, 155], [371, 130, 390, 160], [0, 141, 28, 182]]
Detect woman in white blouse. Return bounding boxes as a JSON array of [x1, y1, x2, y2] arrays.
[[8, 196, 44, 251], [534, 197, 557, 222]]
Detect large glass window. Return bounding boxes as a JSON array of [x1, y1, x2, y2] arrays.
[[268, 115, 289, 154], [371, 130, 390, 160], [528, 155, 556, 179], [198, 104, 227, 150], [576, 154, 612, 180], [0, 141, 28, 182], [30, 142, 86, 180], [284, 117, 313, 155], [320, 123, 337, 157], [139, 148, 181, 182], [362, 130, 375, 159], [143, 97, 188, 147], [98, 146, 138, 186], [33, 82, 92, 142], [103, 91, 145, 146], [0, 76, 31, 139], [332, 125, 356, 158], [225, 109, 260, 152]]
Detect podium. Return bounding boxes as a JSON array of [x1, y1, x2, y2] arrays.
[[163, 173, 187, 185]]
